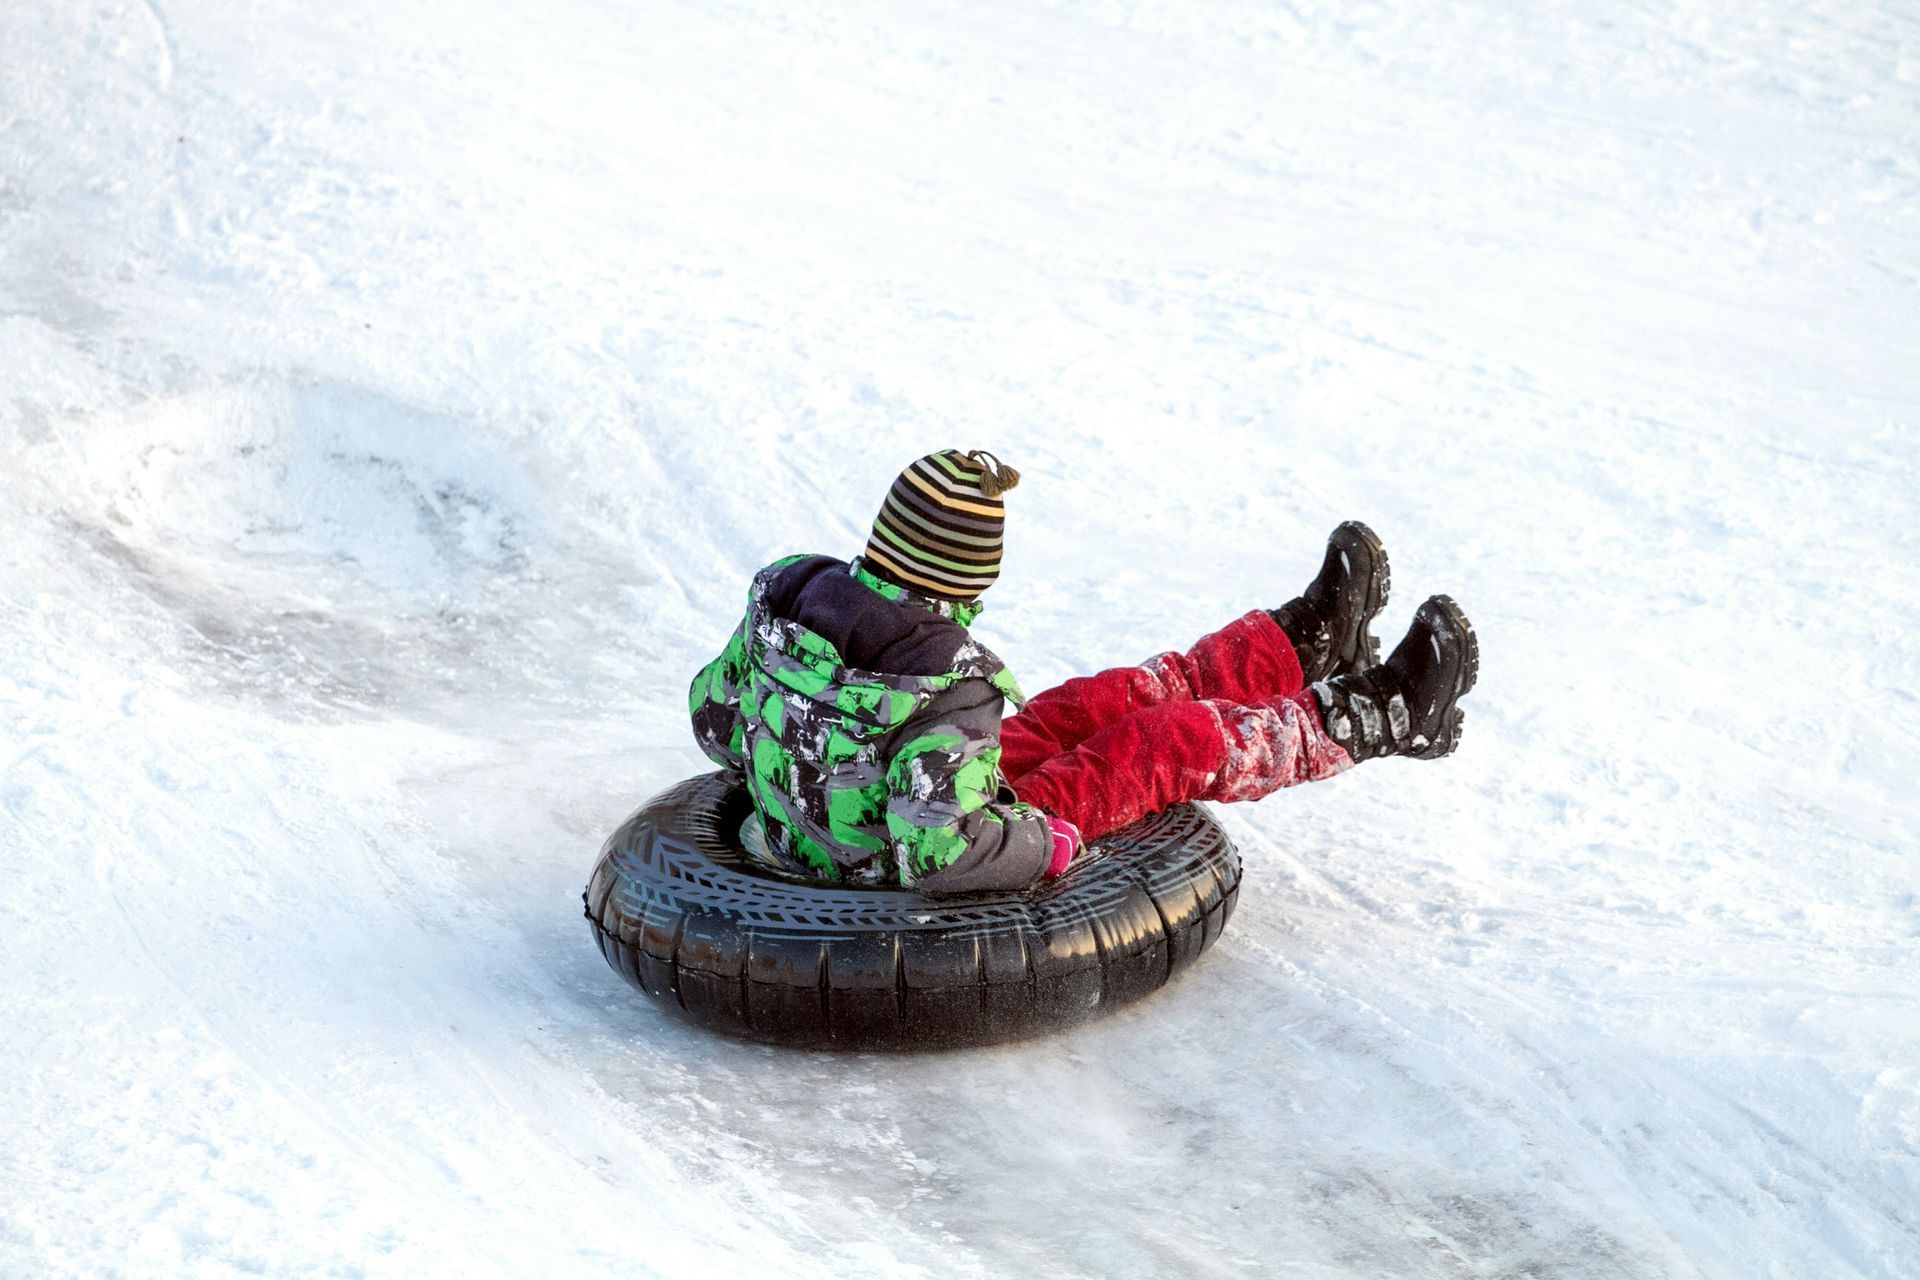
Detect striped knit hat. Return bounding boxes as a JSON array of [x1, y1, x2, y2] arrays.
[[863, 449, 1020, 601]]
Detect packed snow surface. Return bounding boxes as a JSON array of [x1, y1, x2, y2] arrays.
[[3, 1, 1917, 1275]]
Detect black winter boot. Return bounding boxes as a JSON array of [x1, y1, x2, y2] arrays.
[[1269, 520, 1391, 685], [1313, 594, 1478, 762]]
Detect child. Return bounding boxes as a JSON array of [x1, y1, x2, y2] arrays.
[[690, 449, 1477, 896]]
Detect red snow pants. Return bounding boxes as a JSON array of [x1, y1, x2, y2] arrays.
[[1003, 610, 1354, 841]]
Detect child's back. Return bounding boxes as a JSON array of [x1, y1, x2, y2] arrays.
[[689, 452, 1053, 895]]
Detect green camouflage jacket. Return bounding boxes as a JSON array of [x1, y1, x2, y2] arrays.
[[689, 555, 1053, 894]]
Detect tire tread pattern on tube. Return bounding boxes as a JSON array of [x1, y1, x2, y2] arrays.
[[585, 771, 1242, 1049]]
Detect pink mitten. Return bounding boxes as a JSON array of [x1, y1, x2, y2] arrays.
[[1044, 815, 1082, 878]]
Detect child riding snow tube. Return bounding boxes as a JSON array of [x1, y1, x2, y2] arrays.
[[588, 452, 1477, 1049]]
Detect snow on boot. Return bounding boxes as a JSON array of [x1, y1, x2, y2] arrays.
[[1312, 594, 1478, 762], [1269, 520, 1391, 685]]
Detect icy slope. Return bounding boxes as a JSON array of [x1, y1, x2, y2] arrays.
[[3, 0, 1917, 1276]]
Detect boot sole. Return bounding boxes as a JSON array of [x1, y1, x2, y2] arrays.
[[1421, 594, 1478, 758], [1331, 520, 1391, 669]]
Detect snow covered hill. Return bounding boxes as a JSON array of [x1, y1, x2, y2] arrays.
[[3, 1, 1916, 1275]]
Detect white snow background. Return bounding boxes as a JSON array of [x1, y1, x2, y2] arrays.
[[3, 1, 1916, 1276]]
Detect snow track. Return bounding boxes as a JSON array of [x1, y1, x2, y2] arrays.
[[3, 0, 1917, 1275]]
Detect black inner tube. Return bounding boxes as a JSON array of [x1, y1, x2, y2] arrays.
[[586, 771, 1242, 1050]]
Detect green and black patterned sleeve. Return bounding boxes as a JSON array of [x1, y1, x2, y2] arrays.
[[883, 677, 1053, 895], [688, 619, 750, 773]]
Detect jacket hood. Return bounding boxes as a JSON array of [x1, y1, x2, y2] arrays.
[[743, 557, 1023, 734]]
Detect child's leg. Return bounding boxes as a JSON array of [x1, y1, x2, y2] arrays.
[[1001, 610, 1305, 781], [1011, 688, 1353, 841]]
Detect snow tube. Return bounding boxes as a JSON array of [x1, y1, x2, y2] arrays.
[[584, 771, 1242, 1049]]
